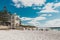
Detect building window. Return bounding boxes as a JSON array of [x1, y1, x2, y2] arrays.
[[16, 17, 20, 21]]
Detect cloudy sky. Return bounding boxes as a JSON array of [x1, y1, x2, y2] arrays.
[[0, 0, 60, 27]]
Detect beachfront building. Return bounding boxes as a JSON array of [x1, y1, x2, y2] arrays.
[[11, 13, 20, 29], [0, 6, 21, 29]]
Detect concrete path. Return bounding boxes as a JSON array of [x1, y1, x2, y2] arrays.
[[0, 30, 60, 40]]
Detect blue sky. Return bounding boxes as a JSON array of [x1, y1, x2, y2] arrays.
[[0, 0, 60, 27]]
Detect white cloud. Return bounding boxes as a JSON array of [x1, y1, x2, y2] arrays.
[[21, 17, 33, 21], [40, 14, 47, 16], [21, 17, 60, 27], [37, 3, 59, 13], [41, 3, 59, 13], [40, 14, 52, 17], [28, 20, 41, 27], [27, 16, 46, 27], [34, 16, 46, 20], [40, 9, 59, 13], [54, 3, 60, 12], [54, 2, 60, 8], [48, 14, 52, 16], [12, 0, 46, 8], [12, 0, 19, 3], [14, 4, 21, 8], [28, 19, 60, 27], [45, 19, 60, 27], [21, 16, 46, 21], [33, 7, 41, 10], [21, 16, 46, 27]]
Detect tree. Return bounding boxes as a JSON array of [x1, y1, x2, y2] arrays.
[[2, 6, 11, 22]]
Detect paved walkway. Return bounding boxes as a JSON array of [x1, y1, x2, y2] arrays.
[[0, 30, 59, 40]]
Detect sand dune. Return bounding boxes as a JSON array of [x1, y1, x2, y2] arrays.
[[0, 30, 60, 40]]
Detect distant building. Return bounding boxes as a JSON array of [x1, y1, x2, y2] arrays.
[[20, 25, 36, 30]]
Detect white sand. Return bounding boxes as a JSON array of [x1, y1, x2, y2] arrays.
[[0, 30, 60, 40]]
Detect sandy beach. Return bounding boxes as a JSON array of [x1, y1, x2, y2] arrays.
[[0, 30, 59, 40]]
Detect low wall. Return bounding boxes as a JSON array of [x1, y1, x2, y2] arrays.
[[0, 25, 10, 30], [0, 26, 56, 31]]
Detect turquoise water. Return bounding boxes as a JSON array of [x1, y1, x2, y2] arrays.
[[50, 27, 60, 31]]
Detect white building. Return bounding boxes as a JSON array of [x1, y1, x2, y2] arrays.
[[11, 13, 20, 29]]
